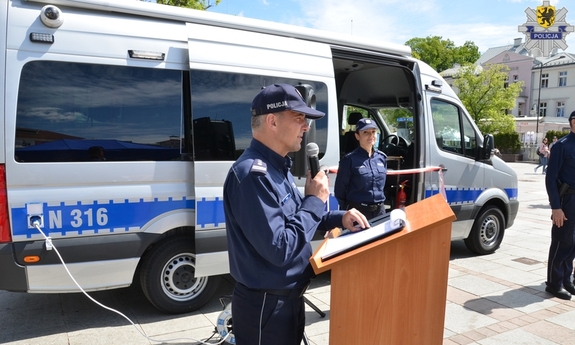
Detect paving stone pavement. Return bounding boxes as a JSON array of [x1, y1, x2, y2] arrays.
[[1, 162, 574, 345]]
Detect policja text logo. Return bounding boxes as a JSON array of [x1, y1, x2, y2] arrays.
[[519, 0, 574, 57]]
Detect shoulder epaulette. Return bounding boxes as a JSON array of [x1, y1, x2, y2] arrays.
[[250, 159, 267, 175], [342, 151, 354, 159]]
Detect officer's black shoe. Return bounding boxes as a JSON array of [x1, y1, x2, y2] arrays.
[[545, 286, 572, 300], [564, 283, 575, 295]]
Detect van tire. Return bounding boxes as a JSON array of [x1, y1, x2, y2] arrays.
[[139, 236, 221, 314], [464, 206, 505, 255]]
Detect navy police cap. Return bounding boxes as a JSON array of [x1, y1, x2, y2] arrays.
[[251, 84, 325, 119], [356, 118, 378, 132]]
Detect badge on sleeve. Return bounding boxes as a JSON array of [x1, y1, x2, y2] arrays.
[[250, 159, 267, 175]]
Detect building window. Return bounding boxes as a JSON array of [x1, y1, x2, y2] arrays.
[[513, 75, 519, 82], [504, 76, 509, 88], [557, 101, 565, 117], [539, 102, 547, 117], [541, 73, 549, 88], [559, 71, 567, 87]]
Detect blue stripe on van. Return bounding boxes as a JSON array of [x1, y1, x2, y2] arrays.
[[11, 198, 195, 238], [13, 193, 336, 238], [14, 187, 518, 238], [425, 187, 519, 204], [196, 197, 225, 228], [505, 187, 519, 199]]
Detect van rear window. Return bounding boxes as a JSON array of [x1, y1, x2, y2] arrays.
[[15, 61, 182, 162]]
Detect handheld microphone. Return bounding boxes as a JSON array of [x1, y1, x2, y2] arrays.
[[306, 142, 320, 177]]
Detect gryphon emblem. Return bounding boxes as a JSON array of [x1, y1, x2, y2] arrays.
[[537, 5, 555, 28]]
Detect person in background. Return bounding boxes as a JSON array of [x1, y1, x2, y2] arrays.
[[534, 137, 549, 174], [544, 111, 575, 300], [223, 84, 369, 345], [334, 118, 387, 219], [549, 136, 558, 157]]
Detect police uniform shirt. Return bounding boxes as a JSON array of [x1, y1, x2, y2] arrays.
[[223, 139, 345, 290], [546, 132, 575, 209], [334, 146, 387, 207]]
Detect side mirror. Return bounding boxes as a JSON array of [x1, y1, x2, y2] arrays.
[[480, 134, 494, 161]]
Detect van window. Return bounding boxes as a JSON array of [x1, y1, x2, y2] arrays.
[[190, 70, 328, 161], [15, 61, 182, 162], [431, 99, 477, 159]]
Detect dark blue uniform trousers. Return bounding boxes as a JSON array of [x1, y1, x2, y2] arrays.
[[547, 194, 575, 289], [232, 282, 305, 345]]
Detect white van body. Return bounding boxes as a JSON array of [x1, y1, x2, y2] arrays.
[[0, 0, 518, 313]]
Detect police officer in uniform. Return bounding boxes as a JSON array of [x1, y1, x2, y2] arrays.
[[545, 110, 575, 300], [334, 118, 387, 219], [223, 84, 369, 345]]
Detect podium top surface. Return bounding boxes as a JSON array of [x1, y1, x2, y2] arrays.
[[310, 194, 455, 274]]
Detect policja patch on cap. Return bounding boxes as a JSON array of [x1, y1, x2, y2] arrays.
[[251, 84, 325, 119]]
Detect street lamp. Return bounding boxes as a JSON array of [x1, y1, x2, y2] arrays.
[[534, 55, 565, 143]]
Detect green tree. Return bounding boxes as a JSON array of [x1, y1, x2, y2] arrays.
[[153, 0, 220, 10], [405, 36, 480, 72], [453, 63, 523, 135]]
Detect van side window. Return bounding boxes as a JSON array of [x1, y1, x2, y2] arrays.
[[189, 70, 328, 161], [15, 61, 182, 162], [431, 99, 477, 159]]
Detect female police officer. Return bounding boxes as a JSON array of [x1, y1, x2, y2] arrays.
[[223, 84, 369, 345], [334, 118, 387, 219]]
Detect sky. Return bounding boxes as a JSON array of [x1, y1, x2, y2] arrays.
[[209, 0, 575, 55]]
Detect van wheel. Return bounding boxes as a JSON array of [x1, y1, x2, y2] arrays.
[[464, 206, 505, 255], [140, 236, 221, 314]]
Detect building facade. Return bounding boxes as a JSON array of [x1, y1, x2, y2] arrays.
[[440, 38, 575, 143]]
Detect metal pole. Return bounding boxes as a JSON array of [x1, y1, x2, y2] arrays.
[[535, 63, 543, 144]]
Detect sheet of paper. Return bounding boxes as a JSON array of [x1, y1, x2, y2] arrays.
[[321, 208, 406, 261]]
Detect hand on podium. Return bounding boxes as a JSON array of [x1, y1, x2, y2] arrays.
[[341, 208, 370, 232]]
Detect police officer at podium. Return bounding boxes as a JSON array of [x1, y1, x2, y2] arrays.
[[223, 84, 369, 345]]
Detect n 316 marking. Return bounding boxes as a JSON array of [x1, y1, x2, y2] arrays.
[[48, 208, 109, 229]]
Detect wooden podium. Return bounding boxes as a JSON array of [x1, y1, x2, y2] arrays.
[[310, 194, 455, 345]]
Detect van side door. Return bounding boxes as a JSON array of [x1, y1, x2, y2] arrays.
[[186, 23, 336, 276]]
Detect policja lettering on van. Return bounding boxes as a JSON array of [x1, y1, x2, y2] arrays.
[[267, 101, 288, 110]]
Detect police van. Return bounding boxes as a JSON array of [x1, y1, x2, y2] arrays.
[[0, 0, 519, 313]]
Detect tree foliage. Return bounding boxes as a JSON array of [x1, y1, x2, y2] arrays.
[[405, 36, 480, 72], [154, 0, 220, 10], [545, 130, 569, 143], [493, 132, 522, 154], [454, 63, 523, 135]]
